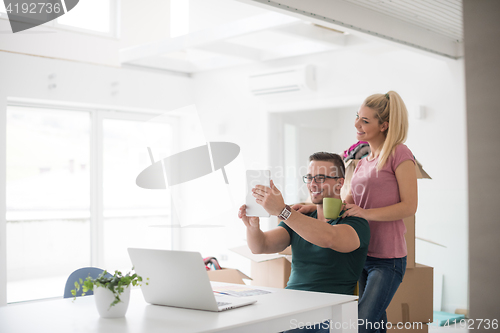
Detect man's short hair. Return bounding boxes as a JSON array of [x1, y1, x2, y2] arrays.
[[308, 152, 345, 178]]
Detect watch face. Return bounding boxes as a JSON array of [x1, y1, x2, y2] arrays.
[[280, 206, 292, 220]]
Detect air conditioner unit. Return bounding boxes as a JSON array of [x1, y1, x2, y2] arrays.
[[249, 65, 316, 96]]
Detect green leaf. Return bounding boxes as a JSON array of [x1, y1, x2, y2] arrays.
[[70, 267, 147, 309]]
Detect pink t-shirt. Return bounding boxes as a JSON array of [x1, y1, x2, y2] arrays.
[[351, 144, 415, 258]]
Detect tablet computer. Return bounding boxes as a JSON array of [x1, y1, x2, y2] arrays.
[[245, 170, 271, 217]]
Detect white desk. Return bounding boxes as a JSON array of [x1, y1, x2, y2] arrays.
[[0, 283, 358, 333]]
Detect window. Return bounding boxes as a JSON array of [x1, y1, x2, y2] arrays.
[[101, 116, 174, 271], [6, 106, 91, 303], [6, 105, 176, 303], [56, 0, 116, 36], [0, 0, 117, 37]]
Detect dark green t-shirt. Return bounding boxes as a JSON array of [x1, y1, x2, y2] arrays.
[[278, 210, 370, 295]]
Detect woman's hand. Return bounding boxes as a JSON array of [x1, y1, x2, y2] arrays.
[[291, 203, 316, 215], [252, 180, 286, 216], [342, 202, 368, 219], [238, 204, 260, 228]]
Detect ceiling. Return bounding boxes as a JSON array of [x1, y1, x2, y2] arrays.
[[344, 0, 462, 42], [120, 0, 463, 74]]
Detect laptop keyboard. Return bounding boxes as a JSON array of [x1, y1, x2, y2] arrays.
[[217, 302, 231, 307]]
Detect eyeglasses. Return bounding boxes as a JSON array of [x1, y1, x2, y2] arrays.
[[302, 174, 341, 184]]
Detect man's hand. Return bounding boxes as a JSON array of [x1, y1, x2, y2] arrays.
[[252, 180, 286, 216], [238, 204, 260, 229]]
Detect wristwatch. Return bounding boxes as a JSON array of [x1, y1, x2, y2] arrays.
[[278, 205, 292, 221]]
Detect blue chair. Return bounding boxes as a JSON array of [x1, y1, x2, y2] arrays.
[[63, 267, 111, 298]]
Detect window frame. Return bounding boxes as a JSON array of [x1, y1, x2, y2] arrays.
[[3, 98, 179, 302], [0, 0, 119, 38]]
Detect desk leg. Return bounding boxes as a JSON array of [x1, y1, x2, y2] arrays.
[[330, 301, 358, 333]]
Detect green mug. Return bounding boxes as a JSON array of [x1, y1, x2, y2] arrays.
[[323, 197, 343, 220]]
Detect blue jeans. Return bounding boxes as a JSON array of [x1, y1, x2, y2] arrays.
[[358, 256, 407, 333]]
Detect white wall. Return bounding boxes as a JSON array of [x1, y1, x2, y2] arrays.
[[0, 0, 172, 67], [0, 51, 194, 305], [120, 0, 171, 49], [0, 53, 192, 111], [187, 45, 467, 312], [272, 108, 346, 203], [189, 0, 267, 33]]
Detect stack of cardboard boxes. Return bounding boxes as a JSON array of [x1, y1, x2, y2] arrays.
[[384, 217, 433, 332]]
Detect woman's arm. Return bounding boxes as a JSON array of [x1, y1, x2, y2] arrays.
[[343, 160, 418, 221], [343, 192, 355, 204]]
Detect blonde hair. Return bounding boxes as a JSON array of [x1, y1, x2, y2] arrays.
[[363, 91, 409, 170]]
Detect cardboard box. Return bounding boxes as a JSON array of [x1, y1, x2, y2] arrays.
[[414, 160, 431, 179], [231, 245, 292, 288], [207, 268, 251, 285], [250, 257, 291, 288], [404, 215, 415, 268], [386, 264, 433, 324]]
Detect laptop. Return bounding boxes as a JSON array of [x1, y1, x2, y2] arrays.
[[127, 248, 257, 312]]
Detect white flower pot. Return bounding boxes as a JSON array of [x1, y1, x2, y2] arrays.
[[94, 285, 131, 318]]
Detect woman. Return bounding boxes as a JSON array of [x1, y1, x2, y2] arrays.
[[294, 91, 417, 333], [343, 91, 417, 333]]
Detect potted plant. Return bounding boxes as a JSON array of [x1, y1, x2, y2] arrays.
[[71, 269, 147, 318]]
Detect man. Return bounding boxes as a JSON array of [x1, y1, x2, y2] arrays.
[[238, 152, 370, 332]]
